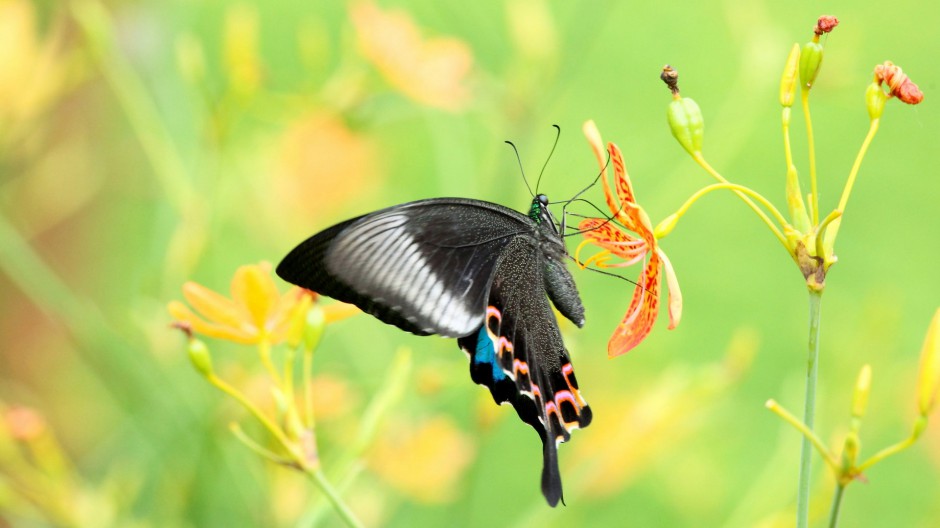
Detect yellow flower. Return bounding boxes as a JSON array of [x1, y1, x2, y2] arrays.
[[917, 308, 940, 415], [350, 1, 473, 111], [168, 262, 312, 344], [0, 0, 68, 128]]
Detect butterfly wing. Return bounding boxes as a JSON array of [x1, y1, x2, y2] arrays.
[[277, 199, 532, 337], [457, 236, 592, 507]]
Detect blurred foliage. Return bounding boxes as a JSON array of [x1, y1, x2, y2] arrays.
[[0, 0, 938, 526]]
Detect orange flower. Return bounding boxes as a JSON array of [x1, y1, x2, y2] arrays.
[[350, 1, 473, 111], [576, 121, 682, 357], [168, 262, 315, 345]]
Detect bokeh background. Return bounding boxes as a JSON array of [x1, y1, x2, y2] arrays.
[[1, 0, 938, 526]]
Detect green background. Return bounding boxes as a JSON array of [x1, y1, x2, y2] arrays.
[[1, 0, 938, 526]]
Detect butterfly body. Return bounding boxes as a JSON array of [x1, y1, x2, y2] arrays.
[[277, 195, 591, 506]]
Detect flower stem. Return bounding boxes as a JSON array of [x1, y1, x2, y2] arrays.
[[765, 399, 838, 469], [670, 182, 789, 248], [797, 289, 824, 528], [691, 153, 789, 248], [824, 119, 881, 248], [258, 339, 283, 387], [801, 89, 819, 225], [304, 467, 364, 528], [828, 483, 846, 528]]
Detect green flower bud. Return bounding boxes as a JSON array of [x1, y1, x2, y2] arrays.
[[799, 41, 824, 89], [303, 305, 326, 353], [653, 213, 679, 239], [780, 44, 801, 107], [667, 97, 704, 156], [866, 82, 887, 121], [842, 431, 860, 469], [188, 338, 214, 378], [851, 364, 872, 420]]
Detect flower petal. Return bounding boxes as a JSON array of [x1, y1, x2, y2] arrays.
[[231, 264, 279, 334], [578, 217, 648, 263], [608, 253, 661, 357], [182, 281, 244, 328], [168, 300, 256, 344], [657, 247, 682, 330], [583, 120, 622, 217]]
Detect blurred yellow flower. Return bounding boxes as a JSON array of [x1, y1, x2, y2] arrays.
[[351, 1, 473, 111], [168, 262, 310, 345], [0, 0, 68, 129], [369, 416, 475, 503], [917, 308, 940, 415]]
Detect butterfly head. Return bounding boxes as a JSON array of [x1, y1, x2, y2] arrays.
[[530, 194, 557, 227]]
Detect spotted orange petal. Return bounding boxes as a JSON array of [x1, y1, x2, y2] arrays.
[[582, 121, 652, 237], [607, 252, 661, 358], [578, 217, 648, 264]]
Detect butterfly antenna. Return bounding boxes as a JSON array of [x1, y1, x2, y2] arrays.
[[534, 124, 562, 194], [505, 140, 535, 197]]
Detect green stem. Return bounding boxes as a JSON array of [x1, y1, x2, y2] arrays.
[[304, 468, 364, 528], [668, 182, 789, 248], [691, 154, 789, 249], [801, 89, 819, 225], [828, 483, 846, 528], [797, 289, 824, 528]]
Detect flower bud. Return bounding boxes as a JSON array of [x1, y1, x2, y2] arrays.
[[779, 44, 800, 107], [304, 305, 327, 353], [852, 364, 872, 420], [842, 431, 860, 469], [916, 308, 940, 416], [653, 213, 679, 239], [188, 338, 214, 378], [667, 97, 704, 156], [865, 82, 887, 120], [799, 41, 824, 89]]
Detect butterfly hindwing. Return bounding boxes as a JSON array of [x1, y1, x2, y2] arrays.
[[457, 236, 592, 507], [277, 199, 531, 337]]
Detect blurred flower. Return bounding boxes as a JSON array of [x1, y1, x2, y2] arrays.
[[874, 61, 923, 105], [0, 0, 68, 130], [275, 111, 380, 227], [369, 416, 475, 503], [5, 405, 47, 441], [917, 308, 940, 416], [224, 2, 262, 98], [350, 0, 473, 110], [167, 262, 312, 345], [576, 120, 682, 357]]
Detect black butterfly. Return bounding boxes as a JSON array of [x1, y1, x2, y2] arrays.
[[276, 194, 592, 506]]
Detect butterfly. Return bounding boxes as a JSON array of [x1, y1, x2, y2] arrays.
[[276, 193, 592, 506]]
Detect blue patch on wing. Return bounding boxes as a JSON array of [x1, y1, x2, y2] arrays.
[[473, 324, 506, 381]]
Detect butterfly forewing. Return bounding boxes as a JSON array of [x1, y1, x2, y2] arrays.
[[277, 199, 531, 337]]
